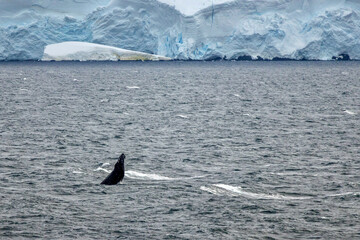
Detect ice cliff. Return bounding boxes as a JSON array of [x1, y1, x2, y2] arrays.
[[0, 0, 359, 61]]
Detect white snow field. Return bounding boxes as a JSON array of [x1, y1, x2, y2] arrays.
[[42, 41, 171, 61], [0, 0, 360, 60]]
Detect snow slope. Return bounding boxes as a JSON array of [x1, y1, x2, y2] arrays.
[[0, 0, 360, 60], [42, 41, 171, 61]]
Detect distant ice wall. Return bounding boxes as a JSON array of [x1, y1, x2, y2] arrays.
[[0, 0, 359, 60]]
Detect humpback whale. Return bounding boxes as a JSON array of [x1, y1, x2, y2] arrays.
[[101, 154, 125, 185]]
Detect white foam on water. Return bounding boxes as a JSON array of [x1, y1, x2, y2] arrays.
[[189, 175, 208, 179], [200, 185, 239, 196], [126, 86, 140, 89], [233, 94, 240, 97], [23, 77, 27, 80], [125, 170, 205, 181], [201, 184, 310, 200], [344, 110, 356, 115], [125, 170, 176, 181], [270, 172, 308, 176], [176, 114, 189, 119], [72, 170, 84, 174], [101, 163, 110, 168], [100, 98, 110, 103], [325, 192, 359, 198], [93, 167, 111, 173], [20, 88, 29, 91]]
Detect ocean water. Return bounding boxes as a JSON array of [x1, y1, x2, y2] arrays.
[[0, 61, 359, 239]]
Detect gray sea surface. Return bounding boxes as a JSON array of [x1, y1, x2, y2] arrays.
[[0, 61, 359, 239]]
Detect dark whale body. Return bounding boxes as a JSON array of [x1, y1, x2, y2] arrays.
[[101, 154, 125, 185]]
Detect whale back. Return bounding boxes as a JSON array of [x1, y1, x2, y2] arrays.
[[101, 154, 125, 185]]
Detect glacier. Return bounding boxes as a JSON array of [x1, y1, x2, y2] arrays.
[[157, 0, 234, 16], [42, 41, 171, 61], [0, 0, 360, 61]]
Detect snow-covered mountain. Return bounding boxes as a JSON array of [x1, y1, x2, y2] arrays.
[[0, 0, 359, 61]]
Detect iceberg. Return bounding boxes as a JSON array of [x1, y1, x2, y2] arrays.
[[0, 0, 360, 61], [42, 41, 171, 61]]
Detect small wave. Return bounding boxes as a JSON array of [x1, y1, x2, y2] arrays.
[[72, 170, 84, 174], [20, 88, 29, 91], [125, 170, 176, 181], [126, 86, 140, 89], [201, 186, 239, 196], [270, 172, 308, 176], [101, 163, 110, 168], [189, 175, 207, 179], [325, 192, 359, 198], [344, 110, 356, 115], [176, 115, 189, 119], [93, 167, 111, 173], [100, 99, 110, 103], [201, 184, 310, 200]]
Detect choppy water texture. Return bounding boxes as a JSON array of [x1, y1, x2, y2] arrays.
[[0, 61, 359, 239]]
